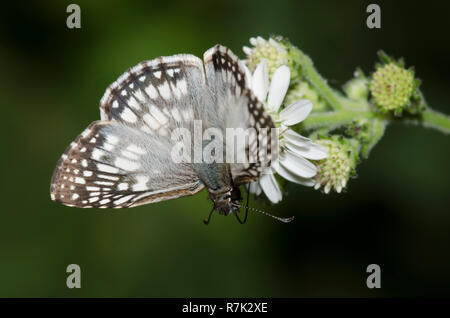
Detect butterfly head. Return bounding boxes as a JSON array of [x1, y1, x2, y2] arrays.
[[210, 186, 242, 215]]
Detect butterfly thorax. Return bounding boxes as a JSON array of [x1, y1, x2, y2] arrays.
[[208, 185, 241, 215]]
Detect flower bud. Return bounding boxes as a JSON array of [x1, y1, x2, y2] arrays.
[[344, 77, 369, 101], [243, 36, 290, 79], [370, 63, 414, 112], [313, 136, 358, 194]]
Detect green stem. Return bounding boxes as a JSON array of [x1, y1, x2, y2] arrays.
[[360, 119, 387, 158], [297, 51, 344, 111], [301, 110, 377, 131], [420, 109, 450, 134]]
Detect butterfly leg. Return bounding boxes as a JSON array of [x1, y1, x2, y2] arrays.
[[234, 184, 251, 224], [203, 207, 215, 225]]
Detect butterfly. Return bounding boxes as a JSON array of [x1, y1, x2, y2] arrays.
[[50, 45, 278, 217]]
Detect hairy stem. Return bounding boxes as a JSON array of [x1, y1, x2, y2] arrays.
[[420, 109, 450, 134], [297, 51, 344, 111], [360, 119, 387, 158], [301, 110, 377, 131]]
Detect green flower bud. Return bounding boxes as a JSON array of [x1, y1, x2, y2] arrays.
[[344, 77, 369, 101], [370, 63, 414, 112], [313, 136, 359, 194], [244, 36, 289, 78]]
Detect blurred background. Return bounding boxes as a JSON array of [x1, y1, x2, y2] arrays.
[[0, 0, 449, 297]]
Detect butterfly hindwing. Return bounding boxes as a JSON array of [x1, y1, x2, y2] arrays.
[[50, 121, 204, 208]]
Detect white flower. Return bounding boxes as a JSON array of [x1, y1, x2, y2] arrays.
[[247, 60, 328, 203]]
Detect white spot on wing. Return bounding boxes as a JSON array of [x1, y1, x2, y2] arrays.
[[177, 79, 187, 95], [158, 82, 171, 99], [83, 170, 93, 177], [99, 199, 110, 205], [143, 114, 160, 130], [94, 181, 114, 186], [114, 157, 140, 171], [127, 96, 141, 110], [97, 163, 120, 174], [133, 176, 149, 191], [114, 195, 134, 205], [134, 90, 146, 103], [92, 148, 106, 161], [121, 107, 137, 123], [171, 108, 182, 122], [145, 85, 158, 99], [121, 150, 139, 160], [89, 197, 99, 203], [98, 174, 120, 181], [127, 144, 146, 154], [75, 177, 86, 184], [150, 105, 168, 125]]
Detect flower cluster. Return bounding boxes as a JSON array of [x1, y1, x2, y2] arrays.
[[241, 35, 448, 203], [370, 63, 414, 111], [245, 60, 327, 203], [313, 136, 358, 194]]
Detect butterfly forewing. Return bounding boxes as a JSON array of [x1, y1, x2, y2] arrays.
[[99, 54, 208, 133], [203, 45, 276, 185]]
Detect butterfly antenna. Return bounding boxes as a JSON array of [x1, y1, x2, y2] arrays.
[[203, 207, 215, 225], [233, 202, 294, 224]]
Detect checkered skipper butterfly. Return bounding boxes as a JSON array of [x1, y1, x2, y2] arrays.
[[50, 45, 277, 216]]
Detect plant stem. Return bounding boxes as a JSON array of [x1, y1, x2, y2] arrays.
[[301, 110, 377, 131], [297, 51, 344, 111], [360, 119, 387, 158], [420, 109, 450, 134]]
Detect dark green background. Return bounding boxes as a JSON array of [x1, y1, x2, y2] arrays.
[[1, 0, 449, 297]]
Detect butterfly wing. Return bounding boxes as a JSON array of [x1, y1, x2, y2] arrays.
[[203, 45, 276, 185], [51, 55, 209, 208], [99, 54, 209, 132], [50, 121, 204, 208]]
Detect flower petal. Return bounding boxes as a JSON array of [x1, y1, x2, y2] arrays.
[[248, 182, 262, 196], [283, 130, 328, 160], [285, 139, 328, 160], [243, 46, 253, 55], [242, 64, 253, 88], [279, 150, 317, 178], [252, 60, 269, 102], [259, 173, 282, 203], [283, 129, 311, 147], [274, 163, 316, 187], [279, 99, 312, 126], [267, 65, 290, 112], [256, 36, 266, 45]]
